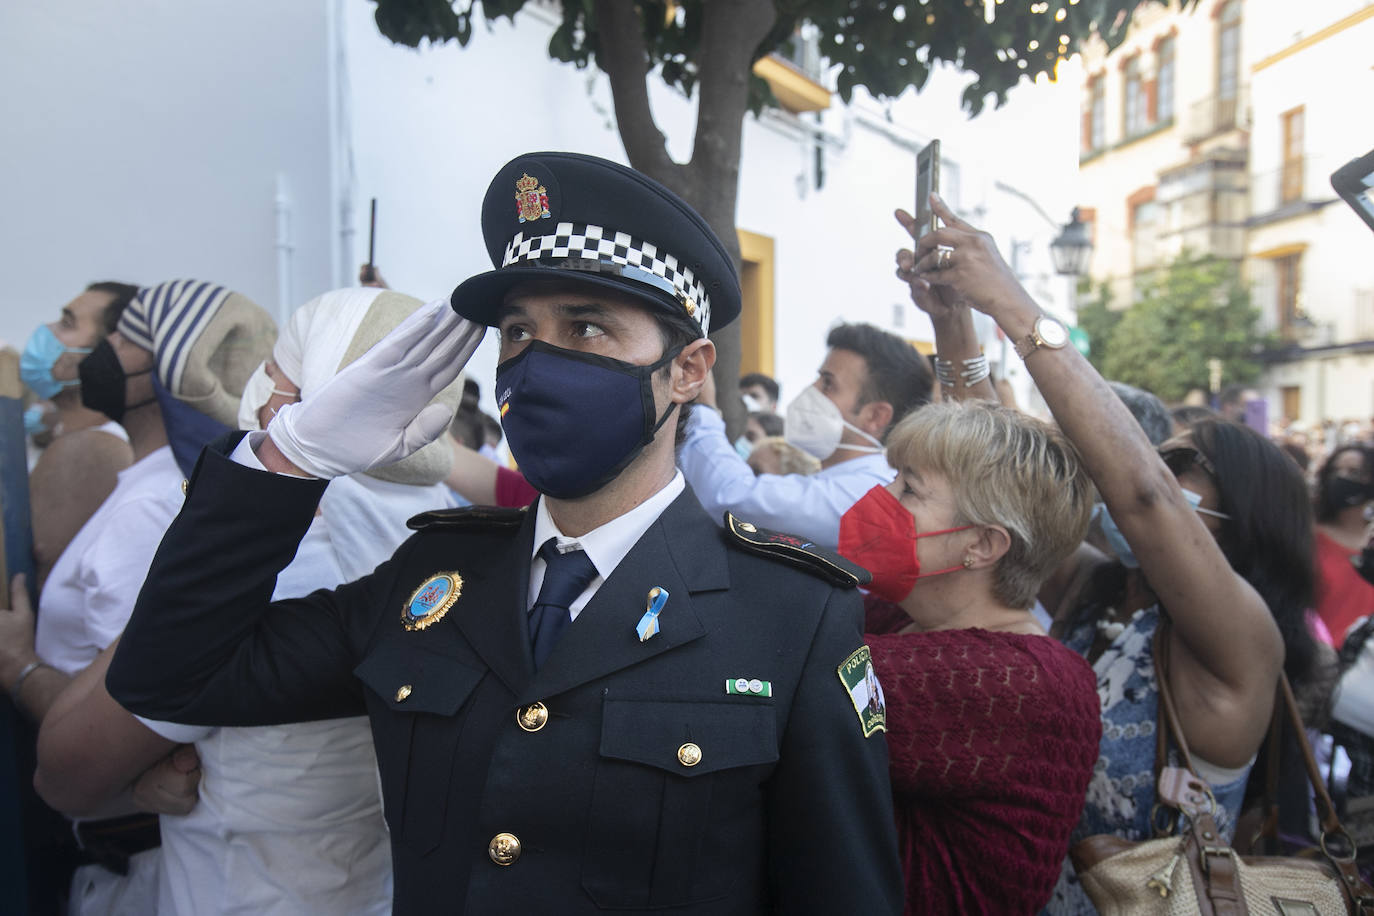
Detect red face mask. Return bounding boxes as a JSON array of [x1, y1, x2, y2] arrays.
[[838, 484, 975, 603]]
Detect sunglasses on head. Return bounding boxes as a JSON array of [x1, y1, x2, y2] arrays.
[[1158, 445, 1232, 521]]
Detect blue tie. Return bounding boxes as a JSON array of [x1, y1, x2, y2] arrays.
[[529, 539, 598, 669]]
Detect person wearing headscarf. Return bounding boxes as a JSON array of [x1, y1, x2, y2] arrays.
[[31, 287, 462, 915], [0, 279, 275, 916]]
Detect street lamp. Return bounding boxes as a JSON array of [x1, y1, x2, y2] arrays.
[[1050, 208, 1094, 277]]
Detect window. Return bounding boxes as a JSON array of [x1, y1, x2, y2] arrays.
[[1156, 37, 1176, 123], [1275, 252, 1302, 338], [1131, 199, 1161, 273], [1217, 0, 1241, 126], [1085, 75, 1106, 151], [1281, 106, 1304, 204], [1123, 56, 1146, 136]]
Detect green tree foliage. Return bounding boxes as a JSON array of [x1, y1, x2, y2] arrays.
[[372, 0, 1163, 117], [1074, 278, 1120, 374], [1100, 254, 1268, 404]]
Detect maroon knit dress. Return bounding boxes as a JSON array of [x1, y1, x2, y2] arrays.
[[866, 605, 1101, 915]]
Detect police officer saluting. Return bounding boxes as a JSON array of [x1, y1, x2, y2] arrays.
[[108, 152, 903, 914]]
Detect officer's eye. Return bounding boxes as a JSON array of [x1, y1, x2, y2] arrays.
[[572, 321, 606, 339], [500, 323, 531, 343]]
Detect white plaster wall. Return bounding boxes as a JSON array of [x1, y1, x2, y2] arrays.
[[0, 1, 336, 348]]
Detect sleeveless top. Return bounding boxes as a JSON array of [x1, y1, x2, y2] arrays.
[[1043, 605, 1251, 915]]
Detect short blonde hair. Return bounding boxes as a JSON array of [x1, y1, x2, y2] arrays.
[[885, 401, 1094, 608]]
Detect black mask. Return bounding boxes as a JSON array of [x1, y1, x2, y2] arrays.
[[78, 339, 154, 423], [1326, 475, 1374, 510]]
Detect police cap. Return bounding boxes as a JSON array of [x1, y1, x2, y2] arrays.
[[450, 152, 741, 335]]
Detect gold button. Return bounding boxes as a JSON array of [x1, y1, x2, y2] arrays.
[[677, 742, 702, 767], [517, 702, 549, 732], [738, 522, 757, 533], [489, 832, 521, 866], [394, 684, 412, 703], [181, 479, 189, 495]]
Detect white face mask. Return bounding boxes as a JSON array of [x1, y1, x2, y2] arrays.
[[784, 385, 883, 461], [236, 361, 299, 431]]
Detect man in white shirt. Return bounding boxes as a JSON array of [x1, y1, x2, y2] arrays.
[[0, 280, 274, 916], [109, 151, 903, 915], [19, 282, 140, 589], [679, 322, 932, 549]]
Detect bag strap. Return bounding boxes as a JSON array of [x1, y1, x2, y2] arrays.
[[1159, 611, 1374, 914], [1277, 672, 1374, 913]]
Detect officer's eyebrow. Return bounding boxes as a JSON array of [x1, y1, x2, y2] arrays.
[[552, 302, 625, 329]]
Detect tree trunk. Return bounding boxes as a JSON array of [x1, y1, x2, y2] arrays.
[[593, 0, 776, 440]]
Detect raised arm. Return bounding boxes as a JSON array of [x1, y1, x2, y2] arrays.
[[898, 194, 1281, 768]]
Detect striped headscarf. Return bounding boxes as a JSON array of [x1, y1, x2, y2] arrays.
[[118, 279, 276, 427]]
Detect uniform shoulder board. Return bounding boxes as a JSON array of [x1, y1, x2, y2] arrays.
[[723, 512, 871, 589], [407, 505, 528, 532]]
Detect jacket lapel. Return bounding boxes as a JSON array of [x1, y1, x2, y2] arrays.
[[522, 488, 730, 703], [452, 508, 537, 694]]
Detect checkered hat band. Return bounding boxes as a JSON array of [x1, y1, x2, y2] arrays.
[[502, 222, 712, 334]]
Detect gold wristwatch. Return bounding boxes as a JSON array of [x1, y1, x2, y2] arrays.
[[1013, 315, 1069, 359]]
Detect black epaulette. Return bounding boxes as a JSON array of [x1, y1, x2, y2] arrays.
[[407, 505, 528, 531], [723, 512, 871, 589]]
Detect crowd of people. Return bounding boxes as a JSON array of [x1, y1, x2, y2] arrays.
[[3, 150, 1374, 915]]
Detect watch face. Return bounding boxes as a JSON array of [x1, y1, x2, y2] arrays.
[[1038, 317, 1069, 348]]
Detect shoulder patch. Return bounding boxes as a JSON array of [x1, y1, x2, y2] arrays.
[[407, 505, 528, 532], [723, 512, 871, 589]]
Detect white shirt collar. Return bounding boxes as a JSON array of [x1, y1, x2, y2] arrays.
[[529, 471, 686, 615]]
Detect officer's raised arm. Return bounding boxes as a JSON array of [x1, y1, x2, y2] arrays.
[[107, 297, 483, 724]]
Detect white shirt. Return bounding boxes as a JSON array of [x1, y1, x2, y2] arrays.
[[676, 405, 895, 550], [528, 471, 685, 621], [35, 445, 183, 675], [146, 445, 455, 916]]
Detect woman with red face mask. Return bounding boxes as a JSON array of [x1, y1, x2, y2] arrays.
[[838, 398, 1102, 914], [889, 195, 1298, 916]]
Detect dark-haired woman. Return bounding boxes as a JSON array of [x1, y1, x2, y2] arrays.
[[1313, 444, 1374, 644], [895, 194, 1312, 915]]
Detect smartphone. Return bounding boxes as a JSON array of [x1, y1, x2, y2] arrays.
[[914, 139, 941, 239], [1331, 147, 1374, 234]]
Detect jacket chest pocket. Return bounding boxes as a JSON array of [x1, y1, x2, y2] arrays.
[[354, 643, 485, 856], [582, 698, 779, 909]]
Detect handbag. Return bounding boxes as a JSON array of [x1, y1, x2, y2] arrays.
[[1070, 622, 1374, 915]]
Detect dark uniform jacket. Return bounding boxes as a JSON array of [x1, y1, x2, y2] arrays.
[[108, 439, 903, 914]]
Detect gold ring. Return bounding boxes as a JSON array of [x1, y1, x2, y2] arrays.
[[935, 246, 954, 270]]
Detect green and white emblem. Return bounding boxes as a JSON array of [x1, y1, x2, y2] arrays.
[[837, 646, 886, 737]]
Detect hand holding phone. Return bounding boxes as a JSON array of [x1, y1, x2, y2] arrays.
[[914, 140, 941, 239]]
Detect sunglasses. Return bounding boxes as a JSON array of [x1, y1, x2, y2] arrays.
[[1159, 446, 1233, 521]]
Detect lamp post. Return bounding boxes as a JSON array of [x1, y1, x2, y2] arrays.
[[1050, 208, 1093, 278]]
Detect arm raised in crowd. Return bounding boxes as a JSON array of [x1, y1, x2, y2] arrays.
[[896, 194, 1282, 770]]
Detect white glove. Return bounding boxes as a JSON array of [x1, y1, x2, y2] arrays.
[[267, 298, 486, 479]]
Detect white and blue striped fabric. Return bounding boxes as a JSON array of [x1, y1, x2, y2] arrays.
[[117, 279, 233, 392]]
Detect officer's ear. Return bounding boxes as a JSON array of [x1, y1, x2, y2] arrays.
[[668, 338, 715, 405]]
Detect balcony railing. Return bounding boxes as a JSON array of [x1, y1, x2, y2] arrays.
[[1182, 86, 1250, 143], [1249, 155, 1339, 221]]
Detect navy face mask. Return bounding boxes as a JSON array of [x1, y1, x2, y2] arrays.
[[496, 340, 681, 500]]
